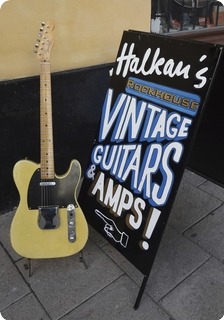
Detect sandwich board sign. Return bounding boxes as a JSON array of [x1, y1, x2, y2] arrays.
[[79, 30, 222, 307]]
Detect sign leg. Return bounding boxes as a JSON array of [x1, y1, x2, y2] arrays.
[[134, 274, 149, 310]]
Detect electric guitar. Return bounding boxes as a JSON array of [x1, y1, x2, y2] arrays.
[[10, 22, 88, 259]]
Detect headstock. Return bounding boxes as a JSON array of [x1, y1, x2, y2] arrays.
[[34, 21, 54, 62]]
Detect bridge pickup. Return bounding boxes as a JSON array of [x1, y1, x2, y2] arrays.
[[38, 206, 60, 229], [67, 204, 76, 243]]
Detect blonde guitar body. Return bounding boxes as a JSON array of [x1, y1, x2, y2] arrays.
[[10, 159, 88, 259]]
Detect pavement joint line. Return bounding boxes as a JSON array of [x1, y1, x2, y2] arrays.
[[179, 205, 222, 234], [157, 255, 212, 305], [0, 240, 52, 319], [57, 273, 126, 320]]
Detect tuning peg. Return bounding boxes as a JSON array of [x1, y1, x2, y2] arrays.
[[41, 22, 45, 26], [35, 43, 39, 48]]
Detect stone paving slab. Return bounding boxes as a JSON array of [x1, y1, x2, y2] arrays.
[[160, 257, 224, 320], [0, 211, 21, 262], [15, 240, 123, 319], [1, 293, 51, 320], [145, 226, 210, 302], [199, 180, 224, 202], [101, 225, 211, 302], [183, 169, 207, 186], [185, 204, 224, 261], [61, 275, 171, 320], [1, 170, 224, 320], [0, 245, 30, 311], [169, 179, 221, 232]]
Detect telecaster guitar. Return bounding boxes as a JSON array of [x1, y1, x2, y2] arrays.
[[10, 22, 88, 259]]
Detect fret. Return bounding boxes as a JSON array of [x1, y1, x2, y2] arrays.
[[40, 61, 55, 180]]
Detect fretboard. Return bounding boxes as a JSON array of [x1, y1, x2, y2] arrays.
[[40, 61, 55, 180]]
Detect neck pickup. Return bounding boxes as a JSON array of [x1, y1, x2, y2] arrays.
[[40, 181, 56, 186]]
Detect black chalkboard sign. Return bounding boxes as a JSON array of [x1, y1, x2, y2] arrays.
[[79, 31, 222, 307]]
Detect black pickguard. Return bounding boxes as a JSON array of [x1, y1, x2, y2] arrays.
[[28, 164, 79, 209]]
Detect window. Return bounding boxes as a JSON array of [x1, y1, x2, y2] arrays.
[[151, 0, 224, 34]]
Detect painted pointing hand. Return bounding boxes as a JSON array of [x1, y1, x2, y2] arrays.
[[95, 209, 129, 248]]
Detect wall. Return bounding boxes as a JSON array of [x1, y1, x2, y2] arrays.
[[0, 1, 151, 213], [0, 0, 150, 80]]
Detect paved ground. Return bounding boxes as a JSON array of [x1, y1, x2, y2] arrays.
[[1, 169, 224, 320]]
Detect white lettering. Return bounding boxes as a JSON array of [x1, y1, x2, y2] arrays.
[[115, 43, 208, 88]]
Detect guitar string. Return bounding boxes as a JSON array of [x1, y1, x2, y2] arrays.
[[40, 62, 55, 207]]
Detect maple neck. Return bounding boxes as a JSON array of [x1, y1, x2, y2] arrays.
[[40, 61, 55, 180]]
